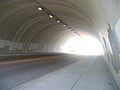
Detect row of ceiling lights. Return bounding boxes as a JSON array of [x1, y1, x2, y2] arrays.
[[36, 2, 80, 37], [38, 7, 67, 27]]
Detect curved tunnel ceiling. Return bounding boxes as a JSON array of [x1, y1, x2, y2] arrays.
[[0, 0, 120, 54]]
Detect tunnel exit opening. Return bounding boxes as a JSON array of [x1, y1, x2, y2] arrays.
[[61, 35, 104, 55]]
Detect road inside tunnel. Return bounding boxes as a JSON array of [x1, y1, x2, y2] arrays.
[[0, 55, 119, 90], [0, 0, 120, 89], [0, 54, 87, 90]]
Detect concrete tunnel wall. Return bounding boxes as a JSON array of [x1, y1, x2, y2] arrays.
[[0, 0, 119, 54], [0, 0, 76, 54], [0, 0, 120, 88]]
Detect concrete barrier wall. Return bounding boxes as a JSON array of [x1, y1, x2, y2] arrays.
[[103, 31, 120, 89]]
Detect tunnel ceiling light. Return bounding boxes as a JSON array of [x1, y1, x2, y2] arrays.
[[57, 20, 60, 23], [63, 24, 66, 27], [38, 7, 42, 11], [35, 0, 81, 37], [49, 15, 53, 18]]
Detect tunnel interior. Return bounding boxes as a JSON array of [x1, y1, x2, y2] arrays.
[[0, 0, 120, 89]]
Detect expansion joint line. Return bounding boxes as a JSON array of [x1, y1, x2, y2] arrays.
[[71, 56, 97, 90]]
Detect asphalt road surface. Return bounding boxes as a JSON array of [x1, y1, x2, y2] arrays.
[[0, 54, 86, 90]]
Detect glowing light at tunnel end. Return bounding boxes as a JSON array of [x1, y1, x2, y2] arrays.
[[61, 35, 104, 55]]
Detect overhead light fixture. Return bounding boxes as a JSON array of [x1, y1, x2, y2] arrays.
[[49, 15, 53, 18], [57, 20, 60, 23], [35, 1, 76, 37], [63, 24, 66, 27], [38, 7, 42, 11]]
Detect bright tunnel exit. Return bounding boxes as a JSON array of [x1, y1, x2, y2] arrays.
[[61, 35, 104, 55]]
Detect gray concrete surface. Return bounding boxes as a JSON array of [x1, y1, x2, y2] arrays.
[[0, 55, 84, 90], [11, 56, 119, 90]]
